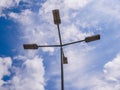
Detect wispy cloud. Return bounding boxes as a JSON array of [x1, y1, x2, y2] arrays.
[[0, 57, 12, 86], [0, 0, 20, 16], [1, 0, 120, 90], [104, 53, 120, 82], [10, 56, 45, 90]]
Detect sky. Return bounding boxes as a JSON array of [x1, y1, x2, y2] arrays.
[[0, 0, 120, 90]]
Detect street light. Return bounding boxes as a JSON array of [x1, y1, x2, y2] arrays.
[[53, 9, 65, 90], [23, 9, 100, 90], [23, 35, 100, 49]]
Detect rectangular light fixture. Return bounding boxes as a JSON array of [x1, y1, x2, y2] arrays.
[[23, 44, 38, 49], [52, 9, 61, 24], [85, 34, 100, 42], [63, 56, 68, 64]]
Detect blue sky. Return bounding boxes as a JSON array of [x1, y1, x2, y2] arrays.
[[0, 0, 120, 90]]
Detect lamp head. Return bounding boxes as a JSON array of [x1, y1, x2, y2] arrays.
[[63, 56, 68, 64], [85, 34, 100, 42], [52, 9, 61, 24], [23, 44, 38, 49]]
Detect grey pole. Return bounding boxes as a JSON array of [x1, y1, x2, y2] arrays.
[[57, 24, 64, 90]]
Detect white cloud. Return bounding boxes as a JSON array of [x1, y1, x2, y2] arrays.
[[0, 56, 45, 90], [87, 76, 120, 90], [13, 55, 27, 60], [0, 0, 20, 15], [0, 0, 16, 8], [7, 0, 120, 90], [9, 9, 34, 26], [62, 24, 93, 43], [9, 9, 57, 54], [71, 53, 120, 90], [93, 0, 120, 20], [10, 55, 45, 90], [104, 53, 120, 81], [64, 0, 91, 10], [0, 57, 12, 86]]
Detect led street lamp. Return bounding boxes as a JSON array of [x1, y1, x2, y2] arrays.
[[52, 9, 61, 24], [85, 34, 100, 42], [23, 44, 38, 49]]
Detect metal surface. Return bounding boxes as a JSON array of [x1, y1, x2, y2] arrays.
[[52, 9, 61, 24], [62, 40, 85, 46], [38, 45, 60, 47], [85, 34, 100, 42], [23, 44, 38, 49], [57, 24, 64, 90]]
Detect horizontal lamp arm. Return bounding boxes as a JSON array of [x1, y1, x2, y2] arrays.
[[62, 40, 85, 46], [62, 34, 100, 46], [38, 45, 61, 47], [23, 34, 100, 49], [23, 44, 61, 49]]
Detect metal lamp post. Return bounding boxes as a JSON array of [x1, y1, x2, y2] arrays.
[[23, 9, 100, 90]]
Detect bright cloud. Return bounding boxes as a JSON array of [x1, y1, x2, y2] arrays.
[[88, 53, 120, 90], [37, 0, 120, 90], [0, 57, 12, 86], [2, 0, 120, 90], [10, 55, 45, 90], [9, 9, 34, 26], [88, 76, 120, 90], [64, 0, 91, 9], [61, 53, 120, 90], [0, 56, 45, 90], [104, 53, 120, 81], [0, 0, 20, 16]]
